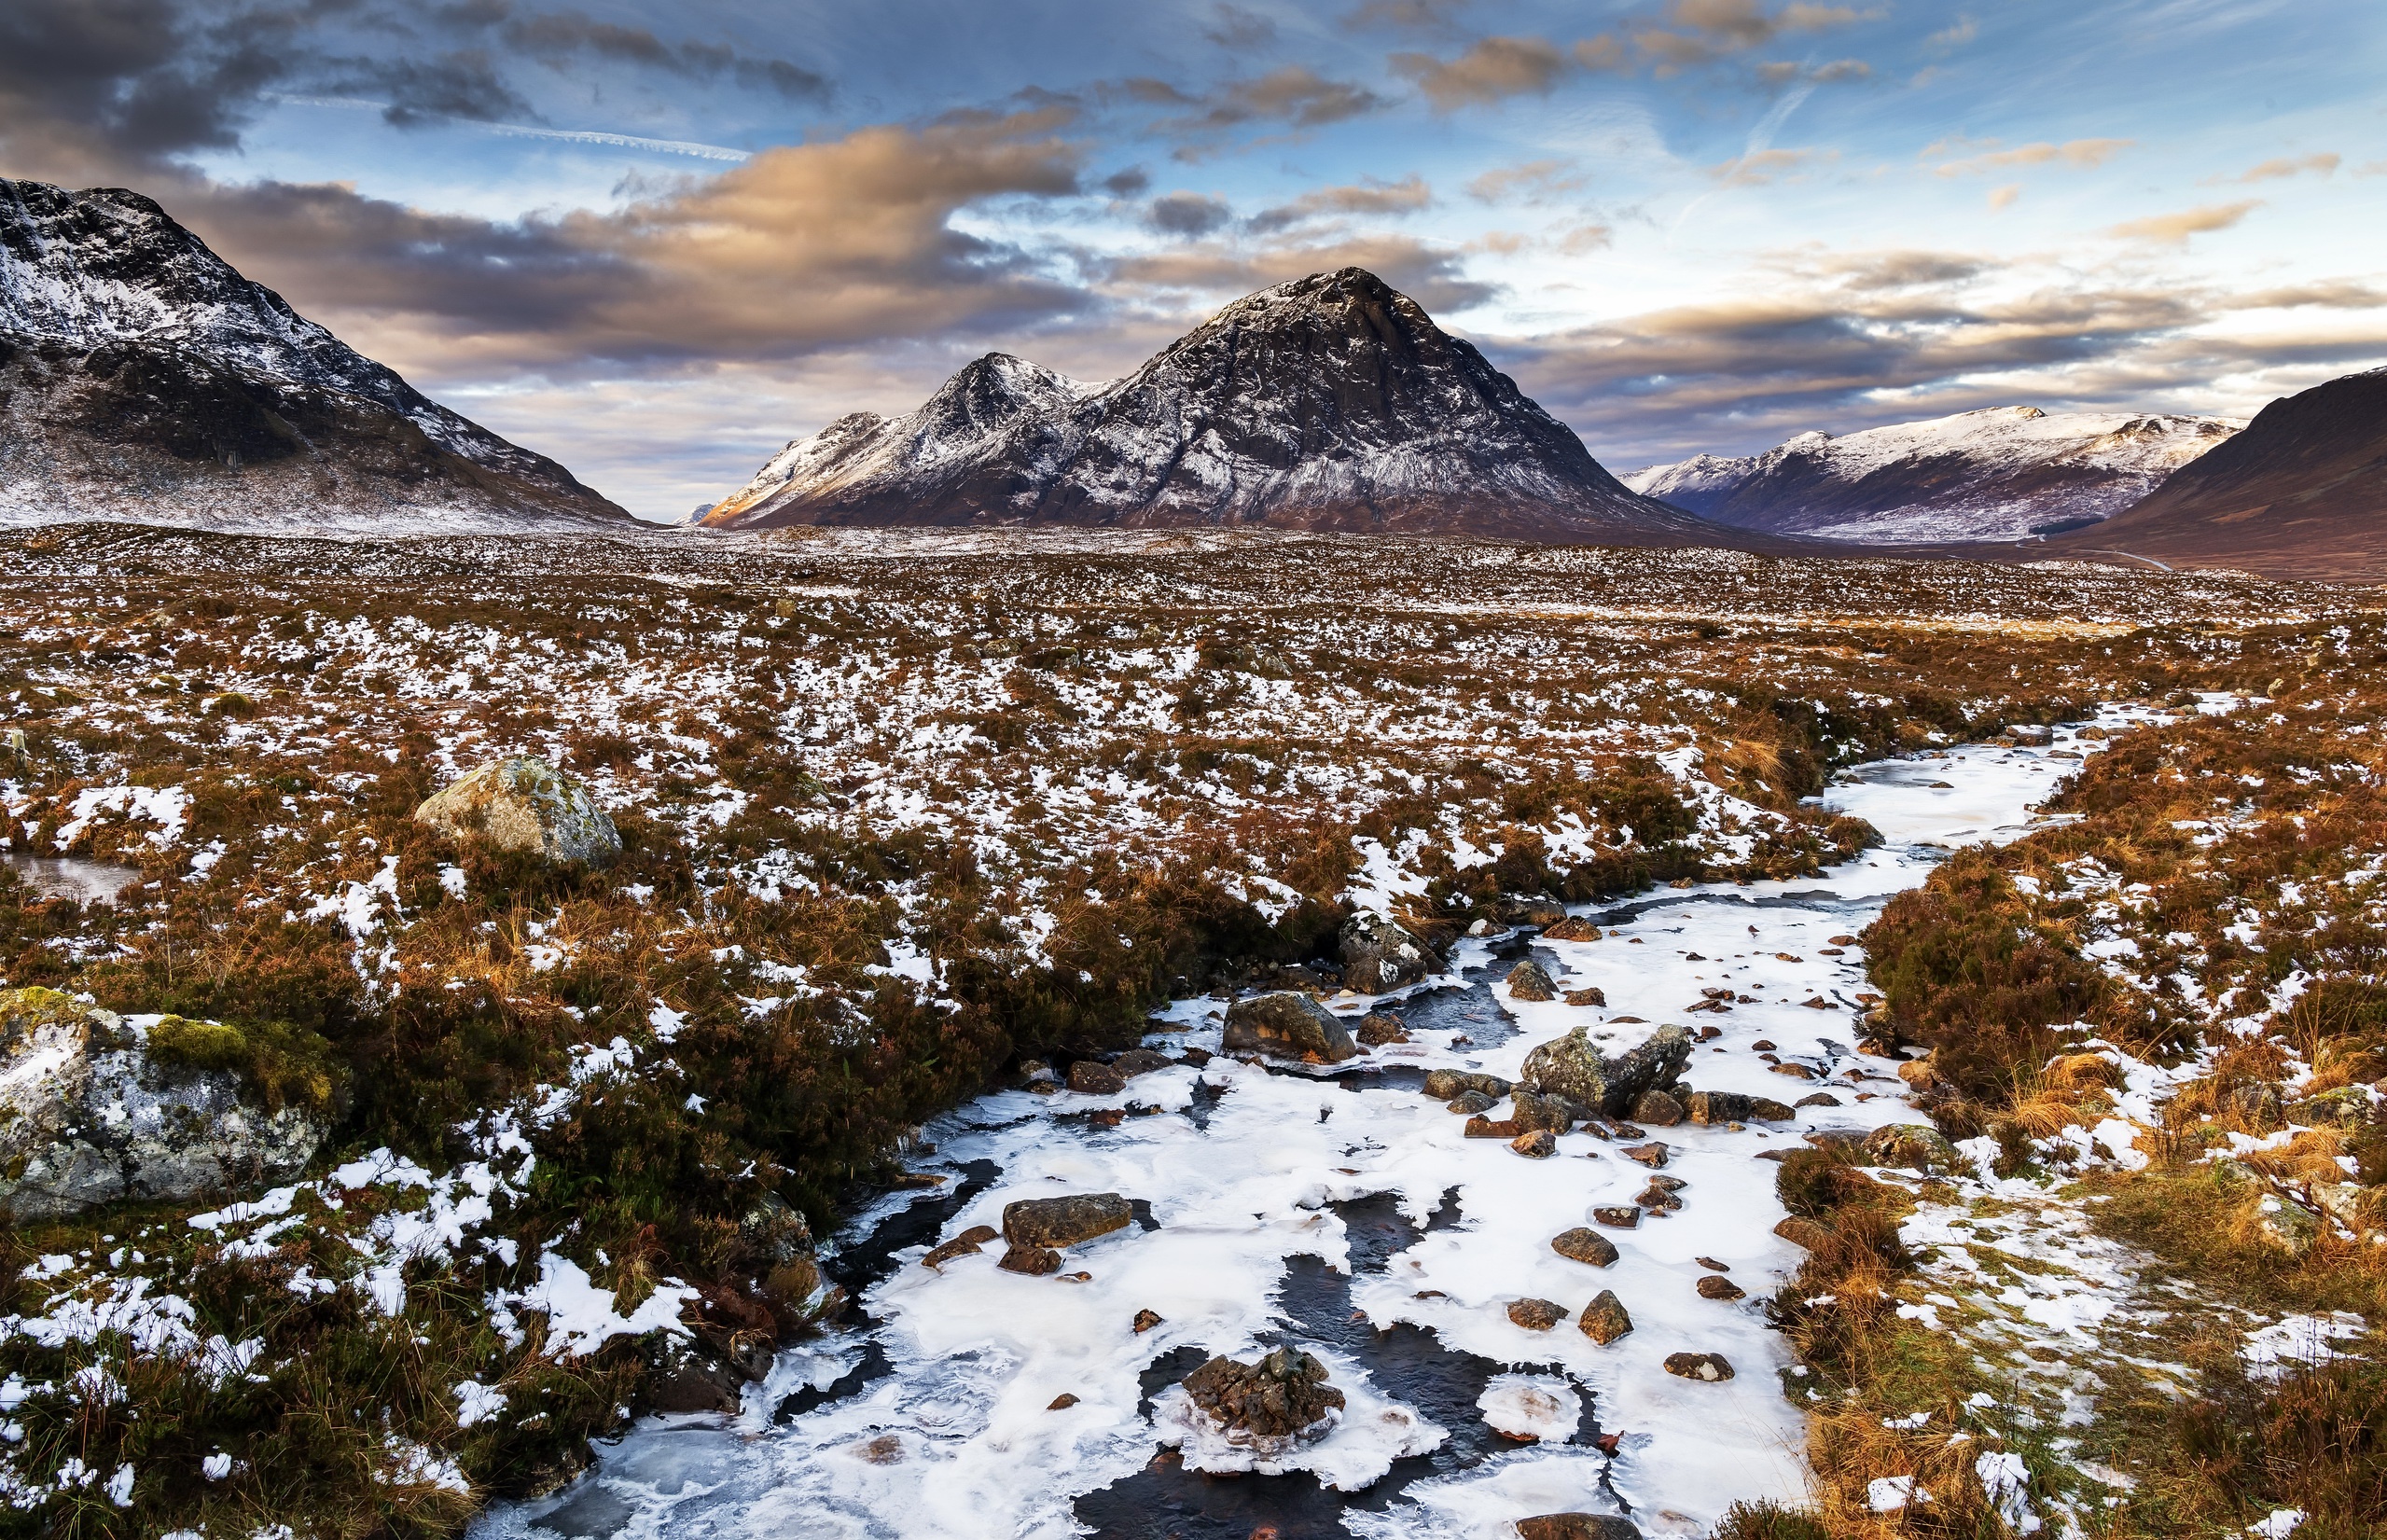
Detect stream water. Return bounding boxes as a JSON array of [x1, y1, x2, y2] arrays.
[[0, 853, 141, 905], [478, 713, 2158, 1540]]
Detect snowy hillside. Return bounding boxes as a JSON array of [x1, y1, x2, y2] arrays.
[[1625, 406, 2242, 544], [708, 268, 1714, 542], [0, 177, 628, 532]]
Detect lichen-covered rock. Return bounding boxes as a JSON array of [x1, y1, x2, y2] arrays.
[[1541, 917, 1603, 942], [1684, 1089, 1750, 1126], [1864, 1123, 1966, 1175], [1506, 960, 1559, 1001], [1520, 1023, 1691, 1116], [1663, 1352, 1735, 1381], [1182, 1346, 1345, 1450], [1111, 1047, 1175, 1078], [0, 988, 326, 1220], [1507, 1297, 1566, 1330], [1222, 992, 1358, 1062], [413, 756, 621, 867], [1510, 1129, 1558, 1158], [1002, 1192, 1132, 1249], [1354, 1011, 1410, 1046], [1696, 1274, 1745, 1300], [1066, 1060, 1127, 1095], [1551, 1228, 1619, 1267], [1631, 1089, 1685, 1127], [1341, 912, 1439, 992], [1516, 1516, 1644, 1540], [1511, 1089, 1578, 1134], [1424, 1069, 1511, 1100], [1577, 1289, 1632, 1344]]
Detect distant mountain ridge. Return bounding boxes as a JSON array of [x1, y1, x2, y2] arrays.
[[2058, 366, 2387, 581], [1624, 406, 2242, 544], [0, 177, 629, 532], [706, 268, 1714, 542]]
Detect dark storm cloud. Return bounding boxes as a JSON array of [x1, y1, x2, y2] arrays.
[[493, 8, 831, 101], [1147, 191, 1236, 237], [330, 49, 533, 126], [0, 0, 299, 174]]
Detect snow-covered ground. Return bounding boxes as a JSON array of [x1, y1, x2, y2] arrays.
[[479, 715, 2161, 1540]]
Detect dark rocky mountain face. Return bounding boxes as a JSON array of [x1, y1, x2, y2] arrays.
[[0, 177, 628, 531], [708, 268, 1714, 541], [2062, 367, 2387, 581]]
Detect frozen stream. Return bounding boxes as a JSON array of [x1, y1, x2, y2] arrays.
[[480, 713, 2158, 1540]]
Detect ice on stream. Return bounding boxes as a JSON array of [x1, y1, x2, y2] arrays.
[[477, 713, 2157, 1540]]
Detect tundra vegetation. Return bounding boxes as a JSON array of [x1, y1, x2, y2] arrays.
[[0, 521, 2374, 1538]]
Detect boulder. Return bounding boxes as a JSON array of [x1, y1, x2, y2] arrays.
[[1511, 1089, 1577, 1134], [1355, 1012, 1410, 1046], [1002, 1193, 1132, 1249], [1563, 988, 1608, 1007], [1550, 1228, 1620, 1267], [2290, 1087, 2379, 1129], [412, 756, 620, 867], [1696, 1275, 1745, 1300], [996, 1244, 1062, 1274], [1183, 1347, 1345, 1450], [1112, 1048, 1174, 1078], [1506, 961, 1560, 1002], [1520, 1024, 1691, 1117], [0, 990, 328, 1221], [1447, 1089, 1500, 1115], [1510, 1130, 1558, 1158], [1662, 1352, 1735, 1381], [1067, 1060, 1128, 1095], [1341, 912, 1440, 992], [1796, 1093, 1842, 1108], [1577, 1290, 1632, 1344], [1222, 992, 1358, 1062], [1425, 1069, 1512, 1100], [1684, 1089, 1750, 1126], [1864, 1123, 1966, 1175], [1631, 1090, 1685, 1127], [1507, 1297, 1567, 1330], [1516, 1516, 1643, 1540], [1748, 1097, 1797, 1122]]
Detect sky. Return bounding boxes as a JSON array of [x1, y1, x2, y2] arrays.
[[5, 0, 2384, 521]]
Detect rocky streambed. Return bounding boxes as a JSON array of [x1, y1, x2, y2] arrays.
[[478, 716, 2150, 1540]]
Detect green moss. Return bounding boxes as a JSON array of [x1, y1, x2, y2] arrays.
[[146, 1014, 342, 1116]]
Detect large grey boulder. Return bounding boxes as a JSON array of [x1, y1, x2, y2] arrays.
[[0, 988, 327, 1220], [1340, 912, 1439, 992], [414, 756, 620, 867], [1222, 992, 1358, 1062], [1519, 1023, 1691, 1117]]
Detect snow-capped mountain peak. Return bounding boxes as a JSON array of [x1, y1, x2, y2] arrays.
[[1624, 405, 2243, 544], [707, 267, 1714, 541]]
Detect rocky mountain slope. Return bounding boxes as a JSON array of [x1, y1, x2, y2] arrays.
[[2057, 366, 2387, 581], [705, 268, 1714, 542], [0, 177, 628, 533], [1624, 406, 2241, 544]]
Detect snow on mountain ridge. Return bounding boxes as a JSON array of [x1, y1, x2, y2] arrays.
[[1625, 405, 2244, 544], [710, 268, 1711, 541]]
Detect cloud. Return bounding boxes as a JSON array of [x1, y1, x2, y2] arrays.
[[327, 50, 533, 126], [1988, 183, 2020, 211], [1755, 57, 1868, 84], [1465, 159, 1589, 203], [1390, 35, 1571, 108], [1202, 4, 1277, 49], [494, 10, 831, 101], [1632, 0, 1872, 71], [2214, 152, 2339, 184], [1148, 190, 1236, 236], [1247, 174, 1432, 231], [1709, 147, 1814, 187], [1925, 137, 2133, 175], [1108, 233, 1498, 314], [2105, 200, 2261, 244], [1135, 65, 1386, 138], [1342, 0, 1475, 34], [1926, 14, 1977, 49]]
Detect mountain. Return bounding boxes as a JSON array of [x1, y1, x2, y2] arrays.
[[2056, 367, 2387, 582], [1623, 406, 2242, 544], [705, 268, 1714, 541], [0, 178, 628, 533]]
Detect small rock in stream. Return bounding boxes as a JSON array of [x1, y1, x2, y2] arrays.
[[1355, 1012, 1410, 1046], [1133, 1309, 1163, 1334], [1182, 1347, 1346, 1450], [997, 1244, 1062, 1275], [1506, 960, 1559, 1001], [1221, 992, 1358, 1063], [1630, 1089, 1686, 1127], [1510, 1129, 1558, 1158], [1516, 1516, 1644, 1540], [1551, 1228, 1620, 1267], [1423, 1069, 1511, 1100], [1507, 1297, 1567, 1330], [922, 1225, 999, 1269], [1067, 1060, 1128, 1095], [1621, 1142, 1671, 1168], [1577, 1290, 1633, 1344], [1003, 1192, 1132, 1248], [1591, 1206, 1641, 1228], [1663, 1352, 1736, 1381], [1696, 1275, 1746, 1300], [1446, 1089, 1499, 1115]]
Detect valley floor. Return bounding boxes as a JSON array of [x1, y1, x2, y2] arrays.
[[0, 525, 2377, 1540]]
